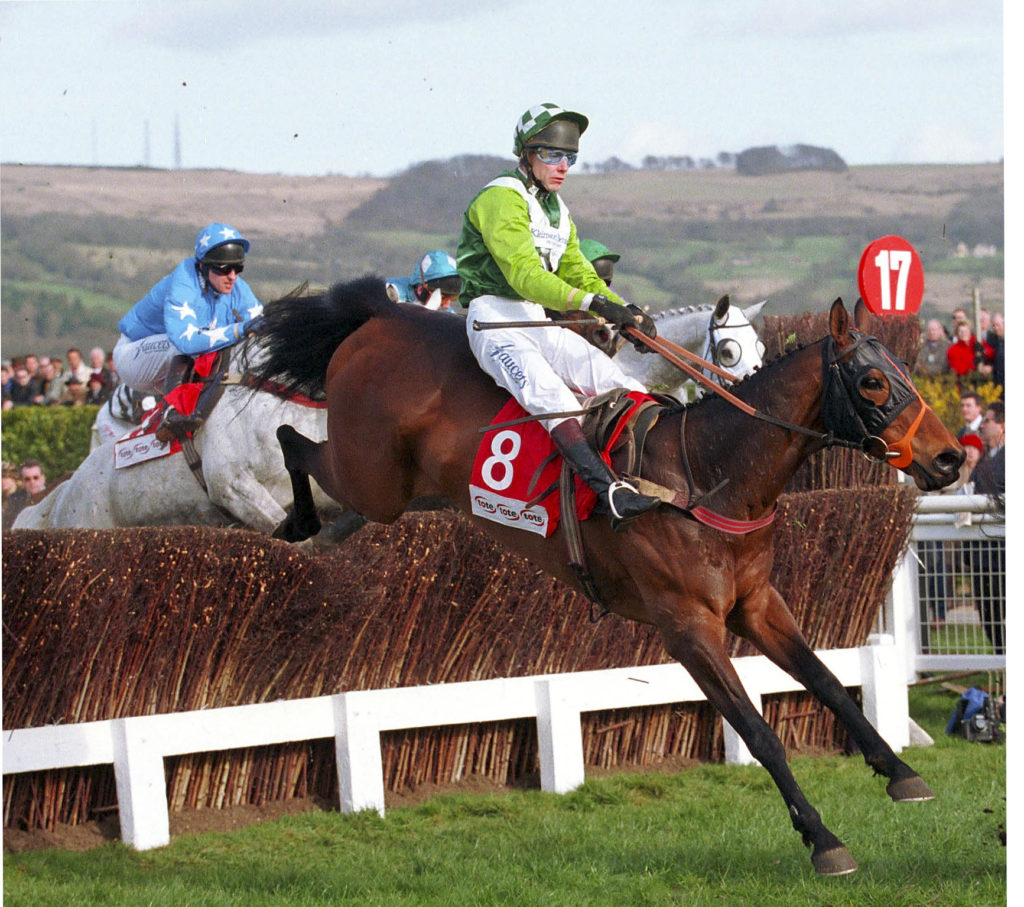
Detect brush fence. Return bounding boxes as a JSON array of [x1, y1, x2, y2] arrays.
[[3, 486, 919, 844]]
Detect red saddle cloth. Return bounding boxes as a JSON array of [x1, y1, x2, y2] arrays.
[[113, 405, 182, 469], [469, 392, 653, 537], [112, 352, 221, 469]]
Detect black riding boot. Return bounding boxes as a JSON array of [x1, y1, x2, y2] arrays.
[[550, 419, 661, 528], [155, 355, 198, 441]]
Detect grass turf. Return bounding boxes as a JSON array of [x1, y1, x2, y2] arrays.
[[3, 679, 1005, 906]]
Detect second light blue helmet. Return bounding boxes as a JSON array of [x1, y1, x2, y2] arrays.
[[386, 250, 462, 305], [413, 250, 459, 290]]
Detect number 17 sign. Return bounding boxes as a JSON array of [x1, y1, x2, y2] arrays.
[[857, 235, 924, 316]]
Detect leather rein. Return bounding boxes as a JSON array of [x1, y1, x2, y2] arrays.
[[621, 325, 924, 465]]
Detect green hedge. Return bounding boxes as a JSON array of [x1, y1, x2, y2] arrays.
[[0, 405, 98, 479]]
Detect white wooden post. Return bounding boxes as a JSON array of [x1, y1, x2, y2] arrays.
[[333, 692, 386, 816], [887, 547, 921, 683], [860, 635, 909, 751], [722, 696, 762, 766], [112, 717, 170, 850], [535, 678, 585, 793]]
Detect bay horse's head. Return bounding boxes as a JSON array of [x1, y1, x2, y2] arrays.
[[823, 299, 964, 491]]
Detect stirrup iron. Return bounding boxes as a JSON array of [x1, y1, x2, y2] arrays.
[[607, 480, 642, 521]]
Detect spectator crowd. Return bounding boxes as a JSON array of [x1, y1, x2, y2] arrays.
[[913, 307, 1004, 393], [910, 304, 1005, 497], [912, 306, 1006, 661], [2, 346, 117, 411]]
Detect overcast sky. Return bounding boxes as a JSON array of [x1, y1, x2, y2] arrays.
[[0, 0, 1006, 177]]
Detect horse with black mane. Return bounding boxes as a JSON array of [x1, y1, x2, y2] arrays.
[[248, 276, 962, 876]]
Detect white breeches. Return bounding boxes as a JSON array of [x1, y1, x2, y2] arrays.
[[112, 333, 178, 395], [466, 296, 646, 431]]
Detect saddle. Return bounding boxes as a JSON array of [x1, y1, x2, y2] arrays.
[[580, 388, 672, 473], [559, 389, 675, 611]]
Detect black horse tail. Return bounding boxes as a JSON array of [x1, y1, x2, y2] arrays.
[[246, 274, 396, 396]]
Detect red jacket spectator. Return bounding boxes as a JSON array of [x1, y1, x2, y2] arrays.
[[946, 321, 994, 377]]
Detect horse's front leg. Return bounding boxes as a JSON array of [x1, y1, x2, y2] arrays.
[[274, 424, 326, 541], [728, 584, 933, 802], [661, 615, 858, 876]]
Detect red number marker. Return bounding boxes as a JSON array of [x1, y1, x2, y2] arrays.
[[857, 236, 924, 316]]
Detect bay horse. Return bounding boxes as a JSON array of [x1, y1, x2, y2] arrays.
[[249, 276, 962, 876]]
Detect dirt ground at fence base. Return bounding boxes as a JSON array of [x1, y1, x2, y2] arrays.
[[4, 797, 332, 853], [3, 755, 718, 853]]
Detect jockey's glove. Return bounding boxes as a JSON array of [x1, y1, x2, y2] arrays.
[[245, 315, 265, 337], [626, 304, 657, 351], [587, 295, 635, 330]]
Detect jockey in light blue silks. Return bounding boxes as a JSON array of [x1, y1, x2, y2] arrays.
[[386, 250, 463, 311], [113, 223, 263, 436], [457, 103, 661, 527]]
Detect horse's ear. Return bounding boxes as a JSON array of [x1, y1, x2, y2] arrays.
[[829, 298, 850, 347], [714, 295, 730, 320], [745, 298, 769, 321], [853, 298, 872, 332]]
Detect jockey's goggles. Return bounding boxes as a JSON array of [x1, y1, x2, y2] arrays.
[[207, 263, 244, 276], [532, 146, 578, 167]]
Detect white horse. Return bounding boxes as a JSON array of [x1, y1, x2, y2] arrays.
[[616, 296, 767, 398], [13, 344, 342, 532]]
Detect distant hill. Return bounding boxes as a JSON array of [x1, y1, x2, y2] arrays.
[[0, 161, 1004, 360], [346, 155, 513, 233], [736, 145, 847, 176]]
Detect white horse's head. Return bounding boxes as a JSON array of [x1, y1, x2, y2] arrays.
[[699, 295, 766, 387]]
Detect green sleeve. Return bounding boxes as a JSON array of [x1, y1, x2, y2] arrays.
[[470, 187, 626, 312]]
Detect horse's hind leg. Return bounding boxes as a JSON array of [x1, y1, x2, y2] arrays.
[[662, 618, 858, 875], [315, 510, 369, 545], [729, 585, 933, 802], [275, 424, 328, 542]]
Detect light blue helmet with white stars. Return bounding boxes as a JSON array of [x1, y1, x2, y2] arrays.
[[194, 223, 250, 266], [412, 250, 459, 288]]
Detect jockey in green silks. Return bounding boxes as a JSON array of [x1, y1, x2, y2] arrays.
[[457, 103, 660, 527]]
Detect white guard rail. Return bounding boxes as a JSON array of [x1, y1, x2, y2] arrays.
[[3, 639, 906, 851], [883, 493, 1006, 678]]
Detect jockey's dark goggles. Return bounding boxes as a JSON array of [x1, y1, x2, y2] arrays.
[[208, 263, 244, 275], [533, 147, 578, 167]]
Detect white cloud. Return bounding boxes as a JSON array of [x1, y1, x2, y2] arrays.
[[895, 121, 1003, 166], [612, 120, 705, 165], [686, 0, 1000, 41], [131, 0, 505, 49]]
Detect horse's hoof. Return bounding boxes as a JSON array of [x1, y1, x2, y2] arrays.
[[887, 774, 935, 802], [272, 518, 305, 543], [812, 845, 858, 876]]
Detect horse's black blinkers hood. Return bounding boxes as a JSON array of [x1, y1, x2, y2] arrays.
[[821, 331, 917, 444]]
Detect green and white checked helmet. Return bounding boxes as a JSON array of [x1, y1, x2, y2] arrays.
[[513, 103, 589, 156]]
